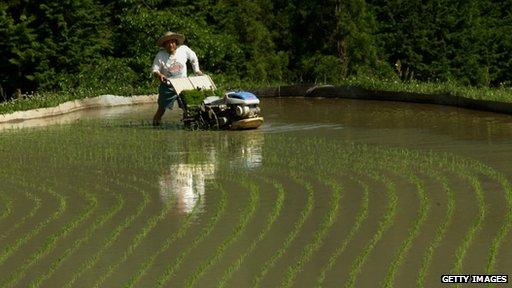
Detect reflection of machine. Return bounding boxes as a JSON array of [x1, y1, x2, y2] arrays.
[[164, 76, 264, 130], [227, 132, 264, 169], [159, 132, 264, 214]]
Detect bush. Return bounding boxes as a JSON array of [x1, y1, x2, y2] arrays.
[[300, 54, 345, 84]]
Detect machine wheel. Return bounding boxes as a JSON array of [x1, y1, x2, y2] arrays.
[[197, 113, 208, 130], [206, 107, 220, 130]]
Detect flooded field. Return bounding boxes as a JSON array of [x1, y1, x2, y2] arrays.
[[0, 98, 511, 287]]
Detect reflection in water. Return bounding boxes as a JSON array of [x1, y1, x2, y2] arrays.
[[159, 132, 264, 214], [159, 163, 215, 214], [229, 133, 264, 169], [0, 105, 137, 131]]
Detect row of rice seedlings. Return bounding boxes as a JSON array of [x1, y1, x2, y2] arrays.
[[0, 189, 13, 222], [110, 134, 508, 282], [450, 173, 486, 275], [325, 147, 420, 287], [92, 201, 174, 286], [154, 182, 228, 288], [0, 184, 66, 266], [345, 171, 398, 288], [266, 135, 507, 283], [123, 180, 213, 288], [368, 147, 497, 283], [362, 147, 485, 286], [393, 146, 509, 283], [382, 173, 429, 288], [183, 174, 260, 288], [0, 143, 13, 223], [28, 175, 125, 288], [268, 138, 420, 284], [1, 186, 97, 288], [345, 148, 425, 287], [412, 151, 496, 285], [251, 169, 315, 288], [216, 175, 285, 288], [315, 176, 370, 288], [484, 170, 512, 275], [0, 156, 49, 243], [63, 178, 151, 288], [366, 147, 493, 284], [416, 172, 455, 287], [0, 179, 42, 242], [485, 191, 512, 275], [280, 175, 342, 288], [3, 125, 510, 284], [90, 175, 175, 288]]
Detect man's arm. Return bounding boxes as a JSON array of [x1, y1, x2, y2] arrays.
[[185, 46, 203, 75], [153, 70, 166, 82], [152, 52, 167, 82]]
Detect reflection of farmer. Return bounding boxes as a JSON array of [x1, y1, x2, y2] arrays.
[[158, 132, 264, 213], [151, 31, 203, 126], [159, 164, 215, 214]]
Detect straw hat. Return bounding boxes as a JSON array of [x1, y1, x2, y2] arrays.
[[157, 31, 185, 47]]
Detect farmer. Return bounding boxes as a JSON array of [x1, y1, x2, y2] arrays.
[[151, 31, 203, 126]]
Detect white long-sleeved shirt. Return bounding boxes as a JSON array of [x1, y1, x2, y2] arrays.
[[151, 45, 200, 78]]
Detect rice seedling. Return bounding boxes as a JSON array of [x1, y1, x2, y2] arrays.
[[91, 187, 175, 288], [416, 172, 455, 287], [154, 183, 228, 288], [62, 181, 151, 288], [280, 176, 342, 288], [28, 175, 125, 288], [382, 174, 429, 288], [0, 181, 42, 242], [0, 191, 13, 222], [183, 176, 259, 288], [123, 181, 212, 288], [472, 168, 512, 288], [1, 100, 511, 287], [315, 177, 370, 288], [251, 170, 314, 288], [217, 176, 285, 288], [450, 174, 486, 275], [0, 185, 66, 267], [345, 172, 398, 288], [1, 187, 97, 288]]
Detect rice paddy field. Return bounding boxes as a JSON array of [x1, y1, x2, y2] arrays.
[[0, 97, 511, 287]]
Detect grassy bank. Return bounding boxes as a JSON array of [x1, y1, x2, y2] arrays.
[[0, 83, 155, 116], [340, 76, 512, 102], [2, 76, 512, 116]]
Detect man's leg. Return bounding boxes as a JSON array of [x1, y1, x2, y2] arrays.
[[153, 84, 174, 126], [153, 106, 166, 126], [153, 83, 174, 126]]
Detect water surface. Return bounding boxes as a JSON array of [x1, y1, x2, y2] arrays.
[[0, 98, 511, 288]]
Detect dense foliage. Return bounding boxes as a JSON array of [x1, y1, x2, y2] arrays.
[[1, 0, 511, 100]]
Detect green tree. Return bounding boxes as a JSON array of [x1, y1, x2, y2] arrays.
[[211, 0, 288, 82], [333, 0, 381, 77], [111, 5, 243, 80], [1, 0, 110, 97], [370, 0, 512, 86], [282, 0, 388, 83]]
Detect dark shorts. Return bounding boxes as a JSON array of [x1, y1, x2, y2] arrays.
[[158, 84, 178, 110]]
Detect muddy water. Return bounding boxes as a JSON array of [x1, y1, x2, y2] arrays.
[[0, 98, 511, 288]]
